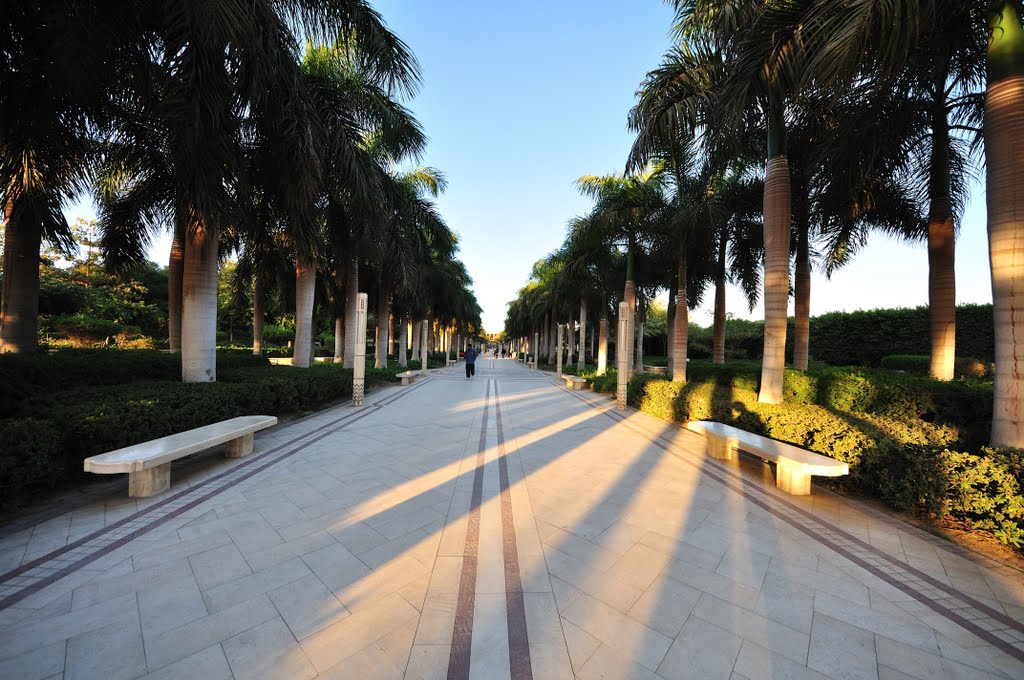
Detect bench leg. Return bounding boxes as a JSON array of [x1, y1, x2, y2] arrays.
[[225, 433, 254, 458], [128, 463, 170, 497], [704, 435, 736, 462], [776, 459, 811, 495], [401, 377, 410, 386]]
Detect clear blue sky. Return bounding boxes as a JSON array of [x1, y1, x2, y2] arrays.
[[70, 0, 994, 333]]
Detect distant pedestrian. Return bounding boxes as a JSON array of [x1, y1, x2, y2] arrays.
[[465, 346, 478, 379], [488, 347, 495, 368]]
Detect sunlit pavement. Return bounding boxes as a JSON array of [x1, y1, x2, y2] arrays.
[[1, 359, 1023, 679]]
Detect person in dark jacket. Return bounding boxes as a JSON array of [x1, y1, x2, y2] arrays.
[[464, 346, 477, 379]]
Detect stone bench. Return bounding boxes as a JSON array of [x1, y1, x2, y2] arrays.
[[446, 359, 457, 367], [84, 415, 277, 498], [562, 375, 587, 390], [396, 370, 417, 385], [686, 420, 848, 496]]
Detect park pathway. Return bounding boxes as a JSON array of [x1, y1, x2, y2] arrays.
[[1, 358, 1024, 679]]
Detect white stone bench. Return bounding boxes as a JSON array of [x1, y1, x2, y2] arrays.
[[562, 375, 587, 390], [446, 359, 457, 367], [84, 415, 278, 498], [686, 420, 848, 495], [396, 370, 417, 386]]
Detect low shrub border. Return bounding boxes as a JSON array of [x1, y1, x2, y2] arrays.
[[0, 356, 402, 506], [580, 361, 1022, 550]]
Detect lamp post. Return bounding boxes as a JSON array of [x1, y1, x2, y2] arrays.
[[352, 293, 368, 406], [420, 319, 429, 377], [556, 324, 563, 379], [616, 302, 628, 410]]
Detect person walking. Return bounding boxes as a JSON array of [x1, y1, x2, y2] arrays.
[[464, 346, 478, 379], [488, 346, 495, 369]]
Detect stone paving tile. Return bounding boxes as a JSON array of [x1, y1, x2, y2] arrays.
[[807, 612, 878, 680], [202, 556, 311, 613], [268, 572, 351, 640], [404, 644, 450, 679], [65, 618, 146, 680], [221, 616, 317, 679], [143, 594, 279, 670], [138, 645, 232, 680], [0, 639, 66, 680], [562, 591, 671, 670], [1, 362, 1024, 679], [657, 615, 743, 679]]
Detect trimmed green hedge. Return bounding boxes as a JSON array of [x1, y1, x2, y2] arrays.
[[684, 304, 994, 367], [582, 361, 1021, 549], [879, 354, 993, 380], [807, 304, 993, 366], [0, 353, 398, 504]]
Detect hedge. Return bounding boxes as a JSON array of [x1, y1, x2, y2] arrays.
[[879, 354, 993, 380], [0, 349, 270, 418], [681, 304, 995, 367], [581, 361, 1021, 549], [0, 356, 398, 504], [806, 304, 993, 366]]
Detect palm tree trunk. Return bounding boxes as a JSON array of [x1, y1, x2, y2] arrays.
[[0, 198, 41, 353], [333, 258, 344, 361], [987, 2, 1024, 446], [793, 219, 811, 371], [577, 297, 588, 370], [758, 98, 792, 404], [672, 258, 688, 382], [929, 66, 956, 381], [667, 280, 676, 376], [567, 313, 574, 366], [398, 314, 408, 367], [548, 313, 557, 364], [598, 296, 609, 375], [412, 319, 421, 360], [334, 317, 344, 362], [181, 218, 219, 382], [167, 218, 184, 352], [252, 278, 265, 355], [292, 257, 315, 368], [713, 229, 727, 364], [375, 291, 389, 369], [344, 251, 359, 368]]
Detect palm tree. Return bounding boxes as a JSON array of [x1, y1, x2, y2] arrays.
[[3, 1, 419, 380], [628, 16, 796, 401], [986, 2, 1024, 444], [574, 167, 666, 374], [768, 0, 1021, 441], [300, 39, 423, 369], [0, 3, 141, 352]]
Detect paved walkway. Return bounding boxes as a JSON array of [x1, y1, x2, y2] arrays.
[[1, 359, 1024, 679]]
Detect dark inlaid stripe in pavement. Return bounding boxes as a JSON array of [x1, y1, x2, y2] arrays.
[[560, 386, 1024, 663], [0, 378, 431, 610], [494, 381, 533, 680], [447, 378, 491, 679]]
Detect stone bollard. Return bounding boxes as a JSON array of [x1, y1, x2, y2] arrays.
[[556, 324, 564, 378], [616, 302, 628, 410], [353, 293, 368, 406], [420, 319, 429, 377]]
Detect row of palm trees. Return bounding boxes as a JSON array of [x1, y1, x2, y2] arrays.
[[507, 0, 1023, 447], [0, 1, 481, 379]]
